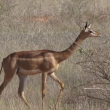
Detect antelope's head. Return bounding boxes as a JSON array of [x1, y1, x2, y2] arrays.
[[79, 22, 101, 40]]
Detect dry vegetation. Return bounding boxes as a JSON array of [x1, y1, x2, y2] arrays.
[[0, 0, 110, 110]]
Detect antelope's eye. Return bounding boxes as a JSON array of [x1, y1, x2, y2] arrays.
[[89, 30, 93, 33]]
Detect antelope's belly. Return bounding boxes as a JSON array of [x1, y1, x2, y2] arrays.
[[18, 67, 42, 75], [18, 64, 59, 75]]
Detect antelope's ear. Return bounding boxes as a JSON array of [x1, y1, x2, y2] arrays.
[[84, 22, 91, 32], [88, 24, 91, 29], [84, 22, 89, 32], [84, 22, 88, 29], [84, 22, 91, 29]]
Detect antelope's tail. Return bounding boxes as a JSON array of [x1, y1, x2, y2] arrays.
[[0, 61, 3, 74]]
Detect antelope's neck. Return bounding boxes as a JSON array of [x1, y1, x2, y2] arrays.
[[56, 35, 84, 63]]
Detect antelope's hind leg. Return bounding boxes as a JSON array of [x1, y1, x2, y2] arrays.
[[0, 74, 14, 95], [0, 66, 16, 95], [17, 72, 30, 107]]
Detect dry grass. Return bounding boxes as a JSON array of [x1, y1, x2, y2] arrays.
[[0, 0, 110, 110]]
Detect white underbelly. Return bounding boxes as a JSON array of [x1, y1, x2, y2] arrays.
[[18, 68, 42, 75], [18, 64, 59, 75]]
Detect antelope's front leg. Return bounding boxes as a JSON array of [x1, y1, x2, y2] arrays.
[[42, 72, 47, 110], [49, 72, 64, 109]]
